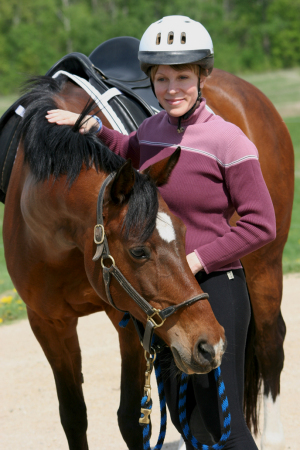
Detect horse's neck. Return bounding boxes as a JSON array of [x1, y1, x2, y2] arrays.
[[21, 167, 105, 259]]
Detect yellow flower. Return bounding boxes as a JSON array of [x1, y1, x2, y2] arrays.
[[16, 299, 23, 305], [0, 296, 13, 304], [0, 318, 3, 323]]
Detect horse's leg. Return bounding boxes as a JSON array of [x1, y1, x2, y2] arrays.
[[27, 308, 88, 450], [106, 309, 145, 450], [243, 252, 286, 450]]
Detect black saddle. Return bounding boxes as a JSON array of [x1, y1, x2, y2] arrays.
[[0, 36, 162, 203], [90, 36, 147, 83], [89, 36, 160, 110]]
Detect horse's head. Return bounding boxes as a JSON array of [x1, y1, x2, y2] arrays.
[[87, 147, 226, 375]]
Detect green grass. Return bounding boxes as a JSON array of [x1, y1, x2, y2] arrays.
[[0, 204, 15, 293], [239, 67, 300, 118], [0, 203, 26, 324], [0, 67, 300, 323], [282, 117, 300, 273]]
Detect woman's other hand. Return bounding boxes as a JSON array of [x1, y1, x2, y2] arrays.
[[186, 252, 203, 275], [46, 110, 99, 134]]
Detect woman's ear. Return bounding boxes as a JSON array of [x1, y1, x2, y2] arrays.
[[200, 76, 207, 89]]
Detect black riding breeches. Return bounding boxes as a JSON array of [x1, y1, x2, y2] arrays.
[[159, 269, 258, 450]]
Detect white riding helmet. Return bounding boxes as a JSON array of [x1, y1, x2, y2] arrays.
[[138, 15, 214, 76]]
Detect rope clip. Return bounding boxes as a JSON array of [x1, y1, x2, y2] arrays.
[[139, 350, 156, 425]]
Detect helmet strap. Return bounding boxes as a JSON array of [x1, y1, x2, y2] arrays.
[[177, 78, 201, 133]]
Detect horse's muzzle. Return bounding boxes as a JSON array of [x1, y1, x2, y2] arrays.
[[171, 337, 227, 375]]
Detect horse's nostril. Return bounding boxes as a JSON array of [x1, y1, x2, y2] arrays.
[[197, 341, 215, 363]]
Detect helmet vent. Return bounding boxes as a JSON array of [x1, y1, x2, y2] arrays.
[[156, 33, 161, 45], [167, 32, 174, 45], [181, 32, 186, 44]]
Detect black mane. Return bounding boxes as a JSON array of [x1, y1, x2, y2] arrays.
[[20, 76, 158, 241]]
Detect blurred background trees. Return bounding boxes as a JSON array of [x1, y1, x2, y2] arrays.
[[0, 0, 300, 94]]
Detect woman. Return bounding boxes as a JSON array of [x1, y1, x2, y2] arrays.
[[46, 15, 276, 449]]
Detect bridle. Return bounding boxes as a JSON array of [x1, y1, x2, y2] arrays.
[[92, 172, 209, 354]]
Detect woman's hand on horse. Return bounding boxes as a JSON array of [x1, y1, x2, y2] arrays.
[[46, 110, 98, 134], [186, 252, 203, 275]]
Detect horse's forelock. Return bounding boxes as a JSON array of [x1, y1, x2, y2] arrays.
[[123, 173, 159, 243]]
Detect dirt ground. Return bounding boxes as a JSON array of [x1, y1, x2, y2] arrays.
[[1, 273, 299, 450]]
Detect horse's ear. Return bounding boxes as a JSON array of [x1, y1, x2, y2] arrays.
[[109, 159, 135, 204], [142, 147, 181, 187]]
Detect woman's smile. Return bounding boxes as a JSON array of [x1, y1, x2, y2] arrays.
[[153, 65, 204, 117], [165, 98, 184, 105]]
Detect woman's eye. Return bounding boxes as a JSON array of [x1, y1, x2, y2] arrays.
[[129, 247, 150, 259]]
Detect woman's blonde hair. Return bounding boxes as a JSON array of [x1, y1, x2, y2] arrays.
[[150, 63, 209, 82]]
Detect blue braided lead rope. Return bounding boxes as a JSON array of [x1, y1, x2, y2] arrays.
[[141, 396, 153, 450], [179, 367, 231, 450], [140, 359, 167, 450], [119, 313, 167, 449], [119, 312, 130, 328], [119, 314, 231, 450]]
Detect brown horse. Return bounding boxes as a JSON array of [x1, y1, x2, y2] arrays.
[[52, 67, 293, 450], [2, 65, 293, 450], [2, 76, 226, 450], [203, 69, 294, 450]]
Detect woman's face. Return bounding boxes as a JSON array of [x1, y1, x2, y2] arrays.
[[153, 65, 206, 117]]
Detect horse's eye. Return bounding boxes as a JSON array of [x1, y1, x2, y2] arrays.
[[129, 247, 150, 259]]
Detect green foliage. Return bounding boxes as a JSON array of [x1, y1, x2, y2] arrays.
[[1, 0, 300, 94], [267, 0, 300, 68]]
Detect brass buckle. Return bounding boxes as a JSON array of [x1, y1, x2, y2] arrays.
[[148, 308, 166, 328], [101, 254, 116, 269], [94, 224, 105, 244]]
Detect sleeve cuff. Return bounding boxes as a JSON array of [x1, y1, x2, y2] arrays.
[[194, 249, 209, 274]]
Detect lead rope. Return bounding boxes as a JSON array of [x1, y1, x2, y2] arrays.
[[139, 352, 167, 450], [119, 316, 231, 450], [178, 367, 231, 450]]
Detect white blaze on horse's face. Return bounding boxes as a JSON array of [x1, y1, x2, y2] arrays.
[[156, 212, 176, 243]]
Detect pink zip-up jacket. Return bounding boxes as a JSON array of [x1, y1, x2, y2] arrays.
[[98, 98, 276, 273]]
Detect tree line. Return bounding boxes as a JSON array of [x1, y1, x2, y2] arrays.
[[0, 0, 299, 94]]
